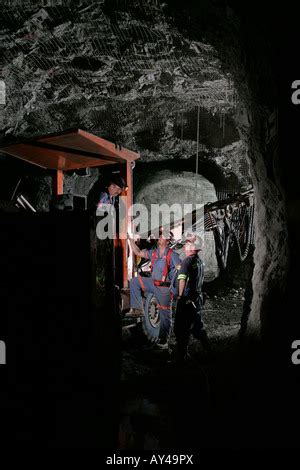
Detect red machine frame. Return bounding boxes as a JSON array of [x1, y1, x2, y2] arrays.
[[0, 128, 140, 289]]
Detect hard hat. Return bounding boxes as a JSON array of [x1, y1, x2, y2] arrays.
[[109, 174, 127, 190], [183, 232, 204, 250]]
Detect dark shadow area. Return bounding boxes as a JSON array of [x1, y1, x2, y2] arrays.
[[0, 212, 121, 448], [120, 329, 299, 449]]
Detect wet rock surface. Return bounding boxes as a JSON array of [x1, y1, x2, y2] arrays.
[[0, 0, 249, 191]]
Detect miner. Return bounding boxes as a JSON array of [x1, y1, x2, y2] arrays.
[[173, 232, 213, 362], [127, 229, 180, 346]]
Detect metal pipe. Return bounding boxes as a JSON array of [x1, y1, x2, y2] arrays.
[[20, 194, 36, 212]]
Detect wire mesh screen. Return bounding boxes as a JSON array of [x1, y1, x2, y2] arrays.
[[215, 188, 255, 246]]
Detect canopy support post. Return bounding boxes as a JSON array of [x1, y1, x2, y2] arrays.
[[52, 169, 64, 196]]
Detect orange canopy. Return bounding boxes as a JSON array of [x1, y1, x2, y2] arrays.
[[0, 128, 140, 170]]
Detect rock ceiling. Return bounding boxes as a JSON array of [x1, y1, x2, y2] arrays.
[[0, 0, 249, 185]]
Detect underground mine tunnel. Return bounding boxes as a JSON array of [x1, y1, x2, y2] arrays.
[[0, 0, 298, 449]]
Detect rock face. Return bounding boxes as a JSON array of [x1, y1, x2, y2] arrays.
[[0, 0, 248, 187], [0, 1, 289, 340]]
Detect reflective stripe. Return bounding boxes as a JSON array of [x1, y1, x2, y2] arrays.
[[157, 304, 170, 310], [154, 280, 170, 287], [177, 274, 188, 280], [162, 249, 172, 282], [151, 250, 156, 269], [138, 275, 145, 290], [151, 248, 173, 282]]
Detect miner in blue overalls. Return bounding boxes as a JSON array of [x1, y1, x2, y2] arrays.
[[173, 233, 213, 362], [128, 229, 180, 345], [97, 174, 127, 211]]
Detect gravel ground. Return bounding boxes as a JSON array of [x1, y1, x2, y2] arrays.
[[119, 287, 245, 449], [203, 287, 244, 339]]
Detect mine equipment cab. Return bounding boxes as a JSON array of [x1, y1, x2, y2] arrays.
[[0, 128, 140, 293]]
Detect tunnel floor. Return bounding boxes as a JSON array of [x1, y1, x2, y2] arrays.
[[119, 288, 245, 450]]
